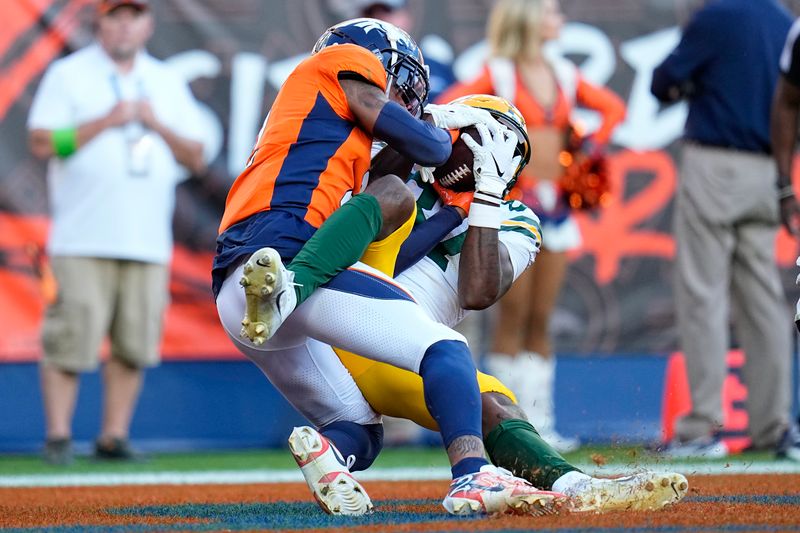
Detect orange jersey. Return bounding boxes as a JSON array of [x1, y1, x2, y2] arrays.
[[437, 64, 625, 144], [219, 44, 388, 233]]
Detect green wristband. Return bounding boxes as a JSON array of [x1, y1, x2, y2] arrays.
[[52, 128, 77, 158]]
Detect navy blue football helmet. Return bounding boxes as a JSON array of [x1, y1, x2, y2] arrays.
[[313, 18, 430, 117]]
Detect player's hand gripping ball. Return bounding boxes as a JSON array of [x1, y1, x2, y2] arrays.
[[432, 126, 482, 192]]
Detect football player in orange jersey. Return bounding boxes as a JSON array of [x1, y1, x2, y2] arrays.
[[214, 19, 566, 517]]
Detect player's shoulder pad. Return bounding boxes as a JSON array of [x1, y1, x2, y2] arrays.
[[314, 43, 387, 90]]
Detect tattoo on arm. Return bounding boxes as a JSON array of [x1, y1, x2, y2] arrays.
[[354, 82, 386, 110], [340, 77, 389, 132]]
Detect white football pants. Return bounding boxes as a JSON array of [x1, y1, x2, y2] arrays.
[[216, 260, 466, 428]]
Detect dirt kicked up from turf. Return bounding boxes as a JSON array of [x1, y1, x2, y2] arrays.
[[2, 474, 799, 532]]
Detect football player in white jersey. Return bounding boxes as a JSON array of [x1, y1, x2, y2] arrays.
[[332, 96, 686, 514], [235, 95, 689, 515]]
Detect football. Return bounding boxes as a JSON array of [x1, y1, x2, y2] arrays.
[[432, 125, 481, 192]]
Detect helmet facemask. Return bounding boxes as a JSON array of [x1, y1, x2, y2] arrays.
[[381, 48, 429, 118]]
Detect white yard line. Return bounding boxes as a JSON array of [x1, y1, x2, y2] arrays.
[[2, 461, 800, 488]]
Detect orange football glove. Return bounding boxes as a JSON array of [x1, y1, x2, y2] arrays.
[[433, 181, 474, 214]]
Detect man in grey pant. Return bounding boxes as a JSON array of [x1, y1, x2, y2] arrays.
[[652, 0, 798, 458]]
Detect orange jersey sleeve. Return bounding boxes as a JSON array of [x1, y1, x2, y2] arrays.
[[219, 45, 388, 233], [575, 76, 627, 144]]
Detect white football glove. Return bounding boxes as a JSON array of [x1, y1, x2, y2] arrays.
[[461, 122, 521, 202], [424, 103, 498, 131], [418, 165, 436, 184]]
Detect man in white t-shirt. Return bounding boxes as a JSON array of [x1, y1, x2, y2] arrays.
[[27, 0, 206, 465]]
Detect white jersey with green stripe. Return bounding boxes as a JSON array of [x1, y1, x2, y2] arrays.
[[397, 178, 542, 328]]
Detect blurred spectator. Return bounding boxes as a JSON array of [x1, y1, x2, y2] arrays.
[[771, 17, 800, 460], [27, 0, 206, 464], [772, 19, 800, 241], [652, 0, 798, 459], [438, 0, 626, 453], [356, 0, 456, 101]]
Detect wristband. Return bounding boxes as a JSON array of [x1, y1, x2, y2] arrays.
[[468, 202, 502, 229], [473, 191, 502, 206], [778, 184, 795, 200], [52, 128, 78, 158]]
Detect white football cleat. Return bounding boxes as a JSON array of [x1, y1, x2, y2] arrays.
[[566, 471, 689, 513], [239, 247, 297, 345], [443, 464, 569, 516], [288, 426, 373, 516]]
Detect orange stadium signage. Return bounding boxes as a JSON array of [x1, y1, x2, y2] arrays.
[[1, 0, 798, 361]]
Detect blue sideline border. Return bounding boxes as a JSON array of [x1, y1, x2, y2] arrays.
[[0, 354, 667, 453]]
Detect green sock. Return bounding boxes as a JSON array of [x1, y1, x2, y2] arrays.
[[484, 418, 580, 489], [288, 194, 382, 304]]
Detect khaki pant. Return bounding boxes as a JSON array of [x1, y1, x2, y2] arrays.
[[673, 144, 792, 448], [42, 257, 169, 372]]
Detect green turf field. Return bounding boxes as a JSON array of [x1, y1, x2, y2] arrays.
[[0, 445, 779, 477]]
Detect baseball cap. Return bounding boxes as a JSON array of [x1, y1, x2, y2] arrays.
[[97, 0, 150, 15]]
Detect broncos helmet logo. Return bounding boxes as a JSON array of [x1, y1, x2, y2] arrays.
[[313, 18, 429, 117]]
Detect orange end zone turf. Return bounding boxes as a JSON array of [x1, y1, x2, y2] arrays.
[[2, 475, 800, 531]]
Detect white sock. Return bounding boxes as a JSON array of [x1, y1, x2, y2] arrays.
[[552, 470, 593, 493], [483, 352, 519, 392], [515, 352, 555, 431]]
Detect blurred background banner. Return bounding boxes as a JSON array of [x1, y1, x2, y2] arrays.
[[1, 0, 799, 364]]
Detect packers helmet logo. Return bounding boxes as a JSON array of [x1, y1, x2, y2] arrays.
[[449, 94, 531, 181]]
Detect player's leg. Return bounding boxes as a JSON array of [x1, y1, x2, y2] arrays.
[[294, 269, 567, 515], [341, 351, 688, 512], [337, 348, 440, 430], [218, 274, 379, 515], [239, 175, 415, 344], [291, 175, 416, 301], [482, 391, 688, 512], [359, 196, 417, 276], [340, 355, 577, 488]]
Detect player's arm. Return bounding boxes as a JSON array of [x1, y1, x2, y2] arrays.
[[458, 225, 514, 310], [29, 101, 137, 160], [339, 76, 452, 167], [456, 121, 524, 309]]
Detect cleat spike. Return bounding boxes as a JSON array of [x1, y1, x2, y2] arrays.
[[238, 247, 297, 344], [254, 324, 266, 335]]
